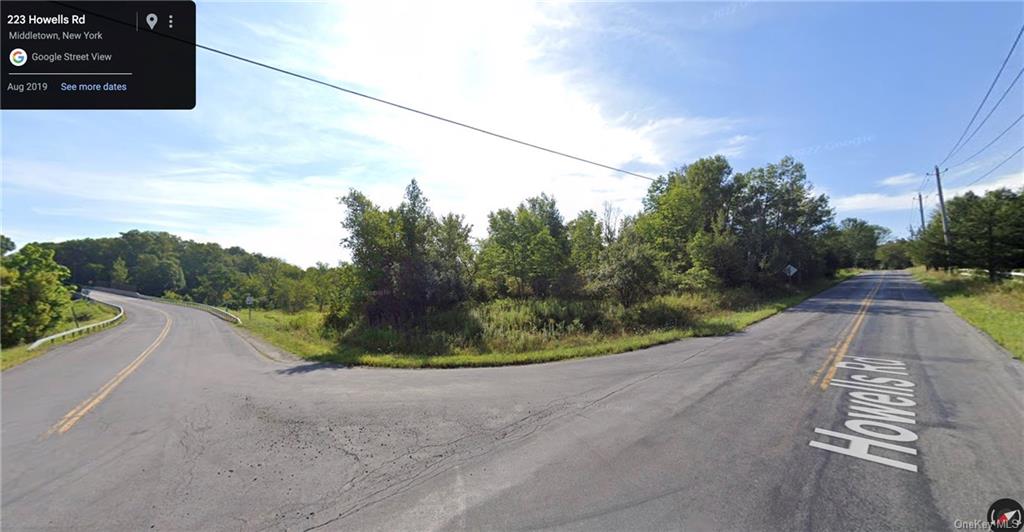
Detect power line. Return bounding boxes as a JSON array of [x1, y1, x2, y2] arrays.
[[939, 23, 1024, 166], [949, 112, 1024, 169], [51, 1, 656, 182], [946, 65, 1024, 162], [961, 143, 1024, 188], [916, 173, 931, 193]]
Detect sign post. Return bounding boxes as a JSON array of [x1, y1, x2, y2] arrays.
[[783, 264, 798, 284], [245, 294, 254, 321]]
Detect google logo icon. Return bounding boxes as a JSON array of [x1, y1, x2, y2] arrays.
[[9, 48, 27, 67]]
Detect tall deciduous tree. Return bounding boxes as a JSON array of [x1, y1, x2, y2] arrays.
[[730, 156, 833, 283], [478, 195, 572, 298], [110, 256, 130, 287], [0, 235, 14, 256], [1, 243, 73, 346], [591, 223, 660, 307], [835, 218, 891, 269], [637, 156, 735, 278], [431, 214, 475, 306], [132, 254, 186, 296], [567, 210, 604, 285], [340, 179, 469, 324]]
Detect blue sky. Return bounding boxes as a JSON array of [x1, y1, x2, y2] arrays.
[[3, 1, 1023, 267]]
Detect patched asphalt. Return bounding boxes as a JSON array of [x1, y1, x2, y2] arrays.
[[2, 271, 1021, 531]]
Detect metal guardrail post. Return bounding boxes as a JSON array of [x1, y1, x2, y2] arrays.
[[27, 293, 126, 351], [80, 286, 242, 324]]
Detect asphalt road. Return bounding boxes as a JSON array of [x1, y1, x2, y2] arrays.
[[2, 271, 1021, 531]]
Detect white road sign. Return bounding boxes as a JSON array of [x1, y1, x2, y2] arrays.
[[784, 264, 798, 277]]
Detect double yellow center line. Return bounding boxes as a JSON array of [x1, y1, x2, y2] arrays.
[[810, 276, 884, 390], [45, 308, 172, 436]]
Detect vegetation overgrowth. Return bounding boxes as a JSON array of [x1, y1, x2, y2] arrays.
[[241, 272, 857, 367], [911, 267, 1023, 360], [1, 297, 120, 370], [5, 153, 1020, 367]]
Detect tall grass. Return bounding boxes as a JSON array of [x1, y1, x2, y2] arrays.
[[912, 267, 1023, 360], [239, 273, 855, 368], [1, 298, 121, 371]]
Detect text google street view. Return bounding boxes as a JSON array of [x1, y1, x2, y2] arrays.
[[2, 2, 1022, 531]]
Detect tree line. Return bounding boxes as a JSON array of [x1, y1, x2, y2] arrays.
[[910, 187, 1024, 280], [327, 156, 894, 332], [7, 154, 957, 349], [31, 229, 350, 313]]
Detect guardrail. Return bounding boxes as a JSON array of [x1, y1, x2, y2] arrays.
[[957, 268, 1024, 279], [27, 293, 126, 351], [87, 286, 242, 324], [138, 295, 242, 324]]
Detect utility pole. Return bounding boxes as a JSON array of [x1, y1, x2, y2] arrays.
[[933, 165, 951, 248], [917, 192, 926, 234], [930, 165, 952, 270]]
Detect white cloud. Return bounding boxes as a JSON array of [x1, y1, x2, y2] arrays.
[[878, 172, 919, 187], [833, 171, 1023, 213], [6, 3, 748, 267]]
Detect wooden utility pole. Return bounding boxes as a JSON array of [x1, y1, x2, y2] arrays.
[[934, 166, 951, 248], [933, 165, 952, 269], [917, 192, 926, 234]]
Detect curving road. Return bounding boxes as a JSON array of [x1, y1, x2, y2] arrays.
[[2, 272, 1022, 531]]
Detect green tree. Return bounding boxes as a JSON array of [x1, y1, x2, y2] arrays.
[[306, 262, 337, 312], [835, 218, 890, 269], [876, 239, 913, 270], [193, 263, 243, 306], [339, 179, 450, 324], [730, 157, 834, 284], [637, 156, 735, 278], [431, 213, 475, 306], [910, 187, 1024, 276], [911, 211, 950, 270], [1, 244, 73, 346], [567, 210, 604, 285], [38, 230, 309, 310], [478, 195, 572, 298], [686, 212, 743, 286], [0, 234, 14, 256], [324, 264, 367, 331], [591, 224, 660, 307], [394, 179, 438, 319], [478, 208, 532, 297], [133, 254, 186, 295], [110, 256, 130, 287], [947, 188, 1024, 280]]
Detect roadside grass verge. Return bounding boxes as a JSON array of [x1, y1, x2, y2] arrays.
[[239, 271, 859, 369], [911, 267, 1023, 361], [1, 298, 122, 371]]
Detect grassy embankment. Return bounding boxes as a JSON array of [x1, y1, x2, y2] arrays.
[[911, 266, 1023, 361], [239, 270, 860, 369], [1, 298, 122, 371]]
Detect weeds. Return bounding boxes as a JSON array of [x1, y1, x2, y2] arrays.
[[239, 272, 856, 368], [912, 267, 1023, 360]]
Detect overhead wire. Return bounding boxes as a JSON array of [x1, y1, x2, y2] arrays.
[[948, 112, 1024, 170], [961, 143, 1024, 188], [938, 23, 1024, 166], [946, 66, 1024, 163], [51, 1, 656, 182]]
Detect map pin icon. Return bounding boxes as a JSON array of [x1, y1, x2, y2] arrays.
[[146, 13, 158, 30]]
